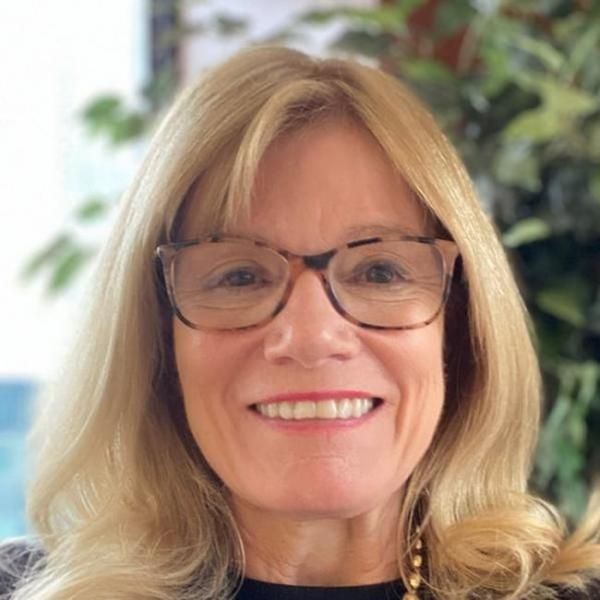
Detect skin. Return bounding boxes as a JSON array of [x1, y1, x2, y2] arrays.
[[174, 119, 446, 585]]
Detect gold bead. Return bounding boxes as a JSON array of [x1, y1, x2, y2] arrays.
[[403, 594, 418, 600], [415, 538, 423, 550], [409, 573, 422, 589], [412, 554, 423, 568]]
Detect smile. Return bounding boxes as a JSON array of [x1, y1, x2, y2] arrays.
[[252, 398, 382, 420]]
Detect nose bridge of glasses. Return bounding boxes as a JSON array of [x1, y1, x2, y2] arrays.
[[284, 248, 336, 280], [302, 249, 336, 270], [282, 250, 337, 309]]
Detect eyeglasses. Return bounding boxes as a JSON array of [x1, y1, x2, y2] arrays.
[[156, 234, 459, 331]]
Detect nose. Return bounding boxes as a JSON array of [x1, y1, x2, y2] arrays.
[[262, 271, 361, 368]]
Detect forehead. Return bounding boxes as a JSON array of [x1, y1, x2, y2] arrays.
[[187, 119, 432, 251]]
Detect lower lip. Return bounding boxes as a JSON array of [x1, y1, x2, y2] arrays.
[[248, 402, 382, 432]]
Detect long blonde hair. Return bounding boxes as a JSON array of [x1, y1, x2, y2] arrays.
[[9, 46, 600, 599]]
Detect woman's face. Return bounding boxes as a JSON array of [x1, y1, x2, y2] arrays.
[[174, 119, 446, 519]]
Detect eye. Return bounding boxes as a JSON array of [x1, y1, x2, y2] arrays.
[[352, 260, 410, 285], [198, 259, 274, 291], [219, 268, 261, 287], [364, 262, 399, 283]]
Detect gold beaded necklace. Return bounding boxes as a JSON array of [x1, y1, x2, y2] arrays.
[[403, 529, 424, 600]]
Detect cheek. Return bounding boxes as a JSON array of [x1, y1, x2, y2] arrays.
[[175, 332, 214, 417], [373, 318, 445, 389], [372, 324, 446, 461], [397, 332, 444, 405], [172, 322, 266, 474], [172, 323, 238, 446], [174, 323, 245, 395]]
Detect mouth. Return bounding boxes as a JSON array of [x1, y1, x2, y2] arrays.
[[251, 397, 384, 421]]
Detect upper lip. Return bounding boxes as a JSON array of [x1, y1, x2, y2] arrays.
[[255, 390, 380, 405]]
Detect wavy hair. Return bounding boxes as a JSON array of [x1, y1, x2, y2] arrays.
[[8, 46, 600, 599]]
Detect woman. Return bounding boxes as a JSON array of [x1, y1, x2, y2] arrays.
[[1, 46, 599, 599]]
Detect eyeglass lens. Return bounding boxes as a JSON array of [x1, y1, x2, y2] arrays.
[[168, 239, 449, 330]]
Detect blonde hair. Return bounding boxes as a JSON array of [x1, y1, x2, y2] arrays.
[[9, 46, 600, 599]]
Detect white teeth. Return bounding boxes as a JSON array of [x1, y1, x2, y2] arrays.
[[255, 398, 376, 420], [294, 401, 316, 419], [337, 399, 353, 419], [316, 400, 337, 419], [279, 402, 294, 420]]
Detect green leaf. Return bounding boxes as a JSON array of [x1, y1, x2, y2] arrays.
[[260, 28, 303, 46], [559, 478, 588, 523], [563, 22, 600, 79], [502, 217, 551, 247], [493, 143, 541, 191], [513, 74, 597, 115], [576, 362, 600, 407], [75, 197, 110, 222], [545, 394, 571, 436], [544, 81, 597, 117], [300, 8, 341, 24], [212, 14, 248, 36], [48, 247, 94, 293], [556, 438, 584, 479], [567, 412, 586, 447], [535, 393, 571, 486], [503, 77, 597, 143], [401, 59, 455, 84], [142, 69, 178, 108], [591, 172, 600, 205], [20, 234, 71, 280], [507, 31, 564, 72], [81, 95, 148, 145], [480, 42, 512, 97], [109, 113, 147, 145], [587, 123, 600, 161], [434, 0, 476, 37], [331, 29, 394, 57], [82, 96, 122, 126], [503, 107, 561, 143], [536, 287, 586, 328], [300, 3, 418, 29]]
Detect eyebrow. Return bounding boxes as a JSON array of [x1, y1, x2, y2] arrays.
[[342, 224, 424, 239], [218, 224, 427, 246]]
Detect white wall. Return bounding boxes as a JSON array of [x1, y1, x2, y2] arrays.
[[0, 0, 147, 380]]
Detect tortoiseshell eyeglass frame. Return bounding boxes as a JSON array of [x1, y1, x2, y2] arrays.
[[155, 234, 460, 331]]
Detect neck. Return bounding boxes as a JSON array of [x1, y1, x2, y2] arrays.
[[232, 494, 402, 586]]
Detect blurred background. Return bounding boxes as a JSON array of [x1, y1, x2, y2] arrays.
[[1, 0, 598, 537]]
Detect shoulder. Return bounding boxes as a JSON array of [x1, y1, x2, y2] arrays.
[[0, 538, 45, 597], [550, 577, 600, 599]]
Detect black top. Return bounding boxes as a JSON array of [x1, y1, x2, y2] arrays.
[[236, 578, 405, 599], [1, 539, 599, 598]]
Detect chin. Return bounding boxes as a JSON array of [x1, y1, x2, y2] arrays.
[[248, 473, 399, 520]]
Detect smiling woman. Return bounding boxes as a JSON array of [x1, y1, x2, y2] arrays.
[[173, 120, 451, 544], [1, 47, 599, 599]]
